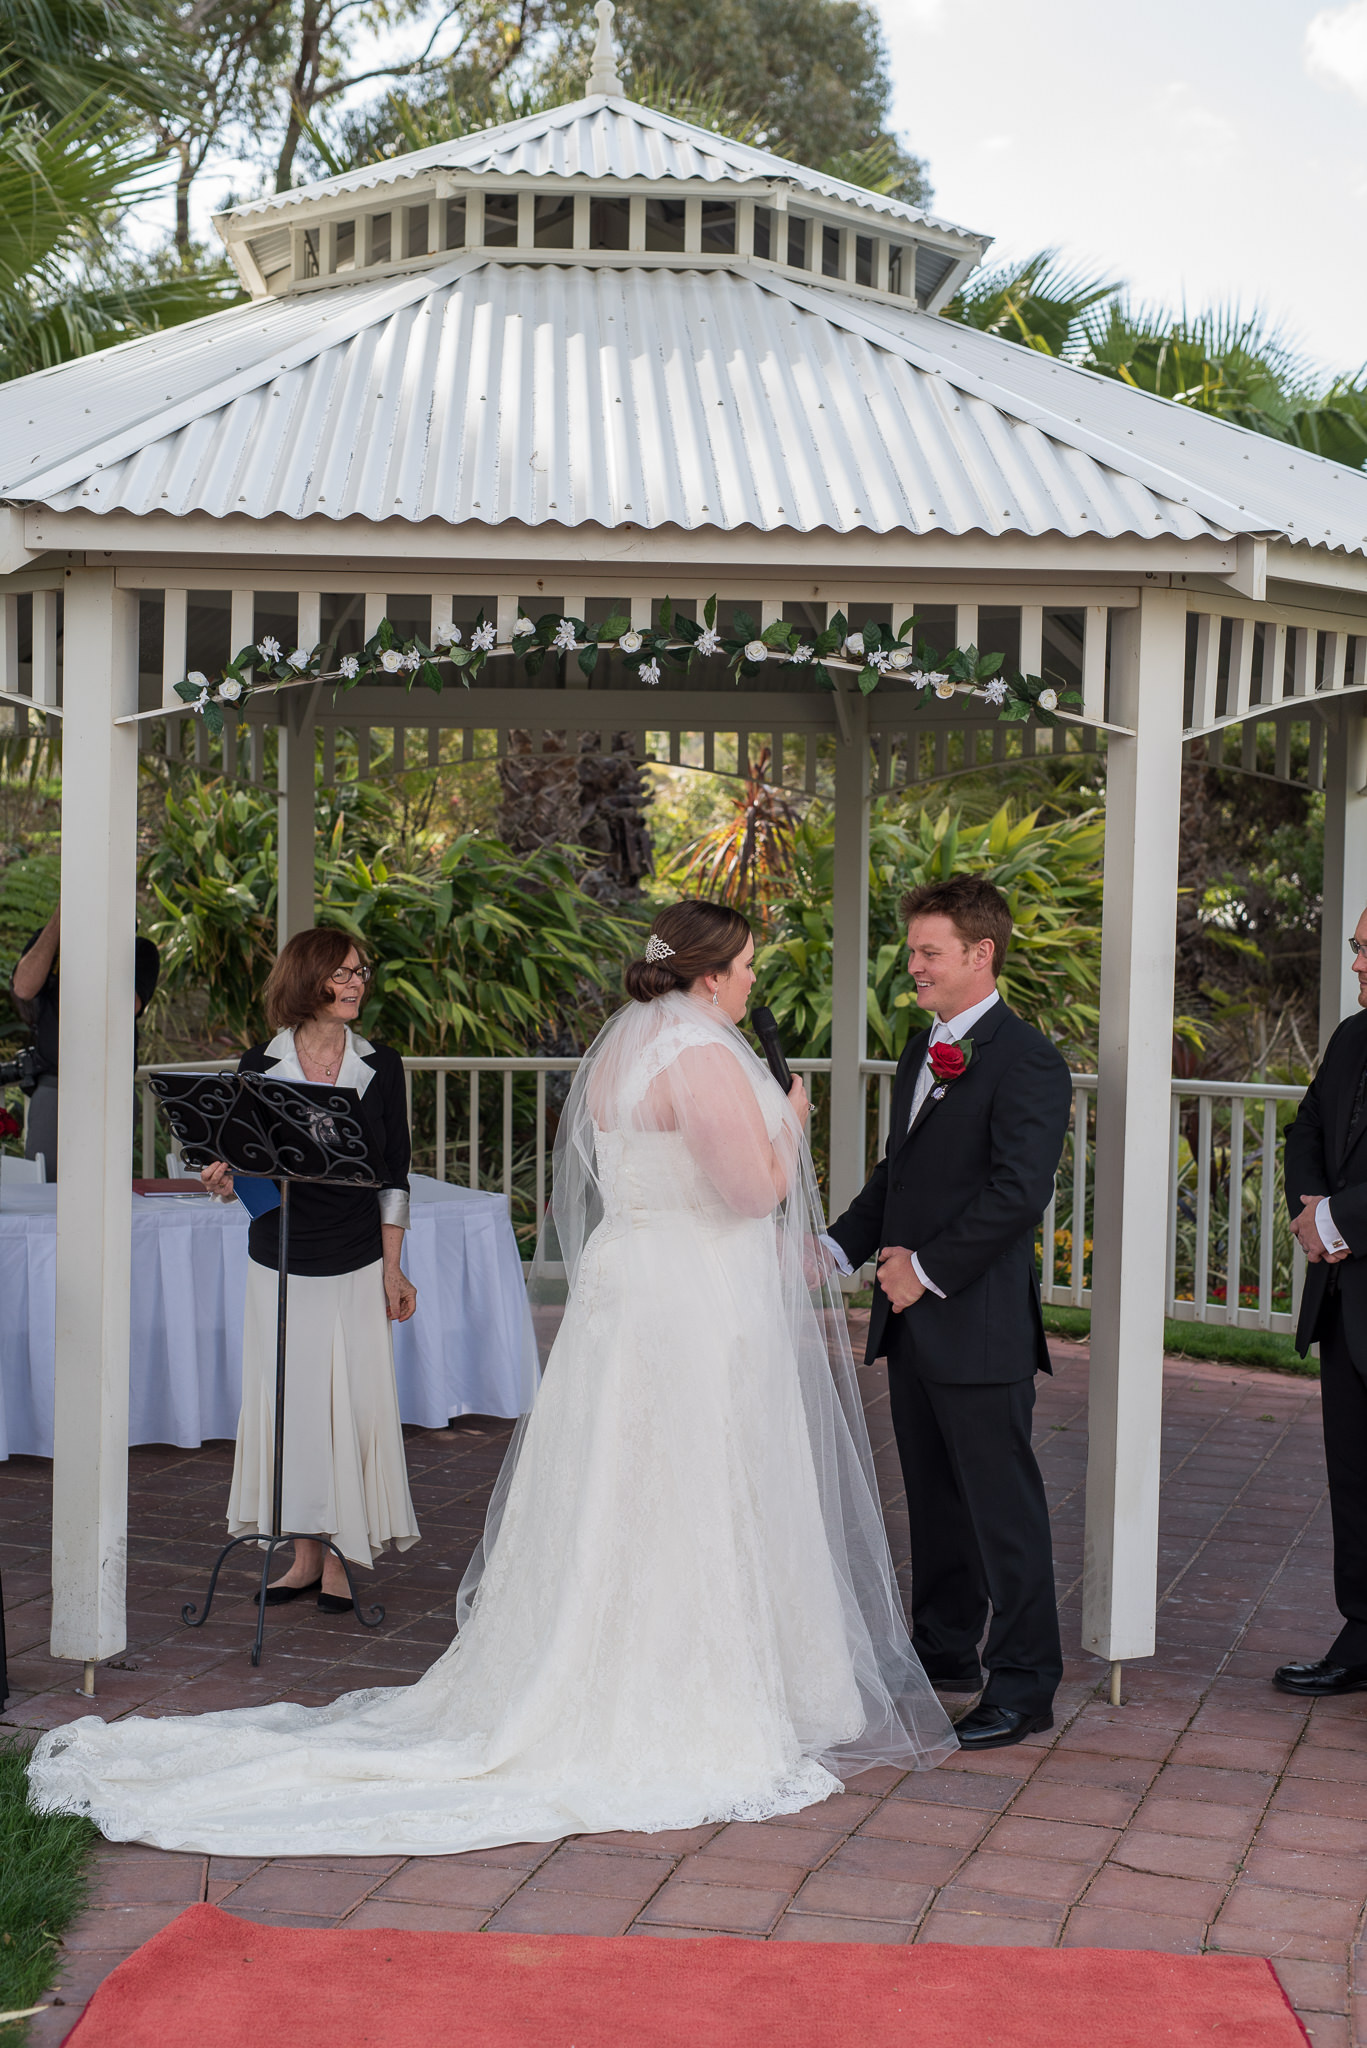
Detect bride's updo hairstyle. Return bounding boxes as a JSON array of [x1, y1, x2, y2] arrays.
[[624, 901, 753, 1003]]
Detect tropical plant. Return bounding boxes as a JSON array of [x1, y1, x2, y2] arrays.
[[141, 774, 638, 1051], [949, 249, 1367, 468], [0, 86, 239, 378], [756, 800, 1106, 1062], [663, 747, 802, 915]]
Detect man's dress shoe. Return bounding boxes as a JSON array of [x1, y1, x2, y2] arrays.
[[954, 1704, 1053, 1750], [253, 1575, 322, 1607], [1273, 1657, 1367, 1697]]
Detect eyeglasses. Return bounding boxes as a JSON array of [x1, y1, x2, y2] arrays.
[[1352, 940, 1367, 958], [329, 964, 371, 985]]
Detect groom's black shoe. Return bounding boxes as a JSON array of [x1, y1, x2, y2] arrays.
[[954, 1704, 1053, 1750], [1273, 1657, 1367, 1697]]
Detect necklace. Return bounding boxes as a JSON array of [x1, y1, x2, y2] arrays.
[[298, 1029, 344, 1079]]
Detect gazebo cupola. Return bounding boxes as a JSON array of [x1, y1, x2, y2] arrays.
[[215, 6, 988, 313]]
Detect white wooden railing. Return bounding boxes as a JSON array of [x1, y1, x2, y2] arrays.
[[137, 1058, 1307, 1330]]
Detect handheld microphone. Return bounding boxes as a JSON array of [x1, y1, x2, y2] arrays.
[[751, 1006, 793, 1094]]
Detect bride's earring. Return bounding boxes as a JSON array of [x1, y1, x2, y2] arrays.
[[711, 985, 719, 1006]]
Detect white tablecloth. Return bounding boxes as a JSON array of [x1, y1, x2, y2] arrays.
[[0, 1175, 538, 1459]]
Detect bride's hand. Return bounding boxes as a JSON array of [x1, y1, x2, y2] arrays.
[[787, 1076, 810, 1127]]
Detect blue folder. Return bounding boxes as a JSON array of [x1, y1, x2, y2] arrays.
[[234, 1174, 282, 1220]]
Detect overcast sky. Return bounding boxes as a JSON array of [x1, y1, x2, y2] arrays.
[[873, 0, 1367, 380]]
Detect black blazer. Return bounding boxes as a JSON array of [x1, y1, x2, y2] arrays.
[[826, 999, 1073, 1383], [238, 1034, 411, 1277], [1285, 1009, 1367, 1361]]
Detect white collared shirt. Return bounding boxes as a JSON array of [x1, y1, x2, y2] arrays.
[[822, 989, 1000, 1299]]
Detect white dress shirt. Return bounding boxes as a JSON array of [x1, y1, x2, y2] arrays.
[[1316, 1196, 1349, 1256], [823, 990, 1001, 1297]]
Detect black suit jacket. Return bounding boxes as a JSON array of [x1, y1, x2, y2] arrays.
[[826, 999, 1074, 1383], [1285, 1009, 1367, 1362]]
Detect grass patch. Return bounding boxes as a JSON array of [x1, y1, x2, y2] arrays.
[[0, 1735, 97, 2042], [1041, 1305, 1316, 1377], [850, 1291, 1314, 1377]]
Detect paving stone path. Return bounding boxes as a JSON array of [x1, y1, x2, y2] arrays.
[[3, 1331, 1364, 2046]]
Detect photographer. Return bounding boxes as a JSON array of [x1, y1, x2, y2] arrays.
[[9, 901, 161, 1181]]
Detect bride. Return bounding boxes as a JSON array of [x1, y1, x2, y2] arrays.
[[30, 901, 955, 1856]]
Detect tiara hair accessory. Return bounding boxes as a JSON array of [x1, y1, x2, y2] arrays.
[[644, 935, 676, 963]]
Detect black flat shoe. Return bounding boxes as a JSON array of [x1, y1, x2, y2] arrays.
[[317, 1591, 355, 1614], [254, 1575, 322, 1607], [955, 1704, 1054, 1750], [1273, 1657, 1367, 1697]]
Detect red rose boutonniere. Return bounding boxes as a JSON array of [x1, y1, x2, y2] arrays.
[[928, 1038, 972, 1084]]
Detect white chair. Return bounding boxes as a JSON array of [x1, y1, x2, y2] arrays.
[[0, 1153, 46, 1186]]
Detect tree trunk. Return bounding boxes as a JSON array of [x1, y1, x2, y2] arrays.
[[497, 731, 653, 905]]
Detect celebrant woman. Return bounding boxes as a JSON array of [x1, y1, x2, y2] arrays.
[[200, 927, 420, 1607], [29, 901, 952, 1856]]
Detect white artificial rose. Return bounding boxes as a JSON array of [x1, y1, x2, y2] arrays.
[[619, 629, 643, 654], [889, 647, 913, 670], [186, 670, 208, 689], [514, 615, 536, 638], [934, 678, 956, 700], [380, 648, 404, 672], [287, 647, 310, 669], [844, 632, 864, 658], [744, 639, 768, 663], [1038, 687, 1058, 711], [217, 678, 243, 703]]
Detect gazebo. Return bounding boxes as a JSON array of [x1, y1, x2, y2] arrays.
[[3, 5, 1366, 1700]]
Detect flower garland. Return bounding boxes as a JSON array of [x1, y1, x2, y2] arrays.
[[173, 600, 1080, 735]]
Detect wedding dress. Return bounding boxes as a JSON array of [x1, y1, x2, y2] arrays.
[[29, 993, 955, 1856]]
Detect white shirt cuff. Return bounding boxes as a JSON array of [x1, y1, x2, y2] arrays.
[[911, 1252, 945, 1299], [379, 1188, 410, 1230], [1316, 1196, 1349, 1255], [819, 1233, 853, 1277]]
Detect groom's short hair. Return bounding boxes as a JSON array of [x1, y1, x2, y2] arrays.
[[899, 877, 1012, 977]]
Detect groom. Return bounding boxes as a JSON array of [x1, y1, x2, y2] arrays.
[[824, 876, 1073, 1749]]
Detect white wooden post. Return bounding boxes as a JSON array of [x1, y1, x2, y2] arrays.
[[50, 569, 140, 1677], [1320, 699, 1367, 1049], [1083, 587, 1186, 1682], [276, 593, 319, 949], [277, 687, 318, 948], [828, 690, 871, 1224]]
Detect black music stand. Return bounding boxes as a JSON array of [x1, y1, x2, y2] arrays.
[[151, 1069, 392, 1664]]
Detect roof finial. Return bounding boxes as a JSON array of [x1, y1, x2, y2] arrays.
[[586, 0, 624, 96]]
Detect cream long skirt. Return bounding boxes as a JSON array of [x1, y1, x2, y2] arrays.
[[226, 1257, 420, 1568]]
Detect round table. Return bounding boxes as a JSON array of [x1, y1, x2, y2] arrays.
[[0, 1175, 539, 1460]]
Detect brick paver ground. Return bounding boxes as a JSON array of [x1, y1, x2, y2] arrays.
[[2, 1327, 1363, 2046]]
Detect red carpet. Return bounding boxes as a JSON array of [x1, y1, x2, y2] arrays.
[[63, 1902, 1310, 2046]]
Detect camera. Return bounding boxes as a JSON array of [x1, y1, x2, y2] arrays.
[[0, 1045, 44, 1095]]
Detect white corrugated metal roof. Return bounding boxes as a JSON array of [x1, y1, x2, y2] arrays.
[[10, 254, 1367, 553], [858, 297, 1367, 554], [0, 259, 1239, 543], [217, 95, 984, 243]]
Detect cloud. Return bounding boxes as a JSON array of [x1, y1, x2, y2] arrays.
[[1305, 1, 1367, 102], [1149, 82, 1239, 172]]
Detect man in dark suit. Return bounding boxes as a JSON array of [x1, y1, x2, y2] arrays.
[[1278, 904, 1367, 1697], [823, 876, 1074, 1749]]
